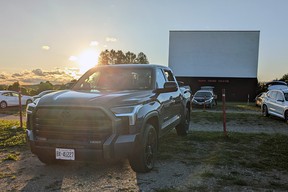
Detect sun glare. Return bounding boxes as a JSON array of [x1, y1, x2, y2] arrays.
[[78, 49, 99, 74]]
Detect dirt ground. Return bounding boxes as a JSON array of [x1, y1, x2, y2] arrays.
[[1, 110, 288, 191]]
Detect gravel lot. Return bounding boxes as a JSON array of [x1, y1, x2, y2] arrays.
[[1, 109, 288, 191]]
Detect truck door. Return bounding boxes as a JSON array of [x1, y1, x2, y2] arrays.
[[155, 68, 181, 134], [162, 69, 182, 118]]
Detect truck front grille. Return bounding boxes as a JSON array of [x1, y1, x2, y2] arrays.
[[33, 107, 112, 143]]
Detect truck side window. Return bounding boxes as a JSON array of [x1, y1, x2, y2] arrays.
[[163, 70, 176, 82], [156, 69, 166, 88]]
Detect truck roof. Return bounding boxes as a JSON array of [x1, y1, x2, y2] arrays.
[[93, 64, 170, 70]]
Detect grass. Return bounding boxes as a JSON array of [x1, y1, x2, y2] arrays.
[[159, 131, 288, 172], [0, 106, 27, 116], [159, 131, 288, 190], [0, 120, 27, 148], [2, 152, 20, 161]]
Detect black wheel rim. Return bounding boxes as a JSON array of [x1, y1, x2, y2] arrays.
[[145, 130, 156, 169], [1, 102, 6, 109]]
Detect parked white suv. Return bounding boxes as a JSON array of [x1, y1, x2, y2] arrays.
[[261, 89, 288, 123]]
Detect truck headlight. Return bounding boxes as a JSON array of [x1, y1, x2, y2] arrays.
[[110, 105, 142, 126], [26, 98, 40, 114], [26, 104, 34, 114]]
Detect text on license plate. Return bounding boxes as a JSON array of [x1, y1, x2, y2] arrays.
[[56, 148, 75, 160]]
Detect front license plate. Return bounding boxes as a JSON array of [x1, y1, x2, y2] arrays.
[[56, 148, 75, 160]]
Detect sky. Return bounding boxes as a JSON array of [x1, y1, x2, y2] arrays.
[[0, 0, 287, 85]]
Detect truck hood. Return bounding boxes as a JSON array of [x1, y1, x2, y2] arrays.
[[37, 90, 154, 108]]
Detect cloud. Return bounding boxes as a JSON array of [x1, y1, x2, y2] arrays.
[[12, 73, 24, 77], [42, 45, 50, 50], [69, 56, 78, 61], [1, 68, 76, 85], [0, 74, 7, 79], [90, 41, 99, 46], [32, 69, 45, 76], [105, 37, 117, 42]]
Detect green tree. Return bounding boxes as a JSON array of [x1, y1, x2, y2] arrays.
[[8, 81, 20, 91], [256, 82, 267, 95], [29, 89, 38, 96], [37, 81, 53, 93], [0, 85, 7, 90], [98, 49, 149, 65], [280, 73, 288, 83], [125, 51, 137, 63], [135, 52, 149, 64], [7, 81, 29, 95], [98, 50, 110, 65]]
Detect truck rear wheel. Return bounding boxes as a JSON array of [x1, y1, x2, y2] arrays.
[[129, 124, 157, 173], [175, 107, 190, 136]]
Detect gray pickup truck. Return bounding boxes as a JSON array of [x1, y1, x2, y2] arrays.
[[26, 64, 191, 172]]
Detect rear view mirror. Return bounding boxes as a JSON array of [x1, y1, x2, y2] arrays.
[[154, 81, 178, 93]]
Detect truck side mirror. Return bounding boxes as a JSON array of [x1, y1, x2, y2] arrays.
[[154, 81, 178, 93]]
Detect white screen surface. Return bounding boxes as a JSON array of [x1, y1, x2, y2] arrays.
[[168, 31, 259, 78]]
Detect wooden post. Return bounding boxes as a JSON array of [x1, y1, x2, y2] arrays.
[[222, 89, 227, 137], [18, 88, 23, 128]]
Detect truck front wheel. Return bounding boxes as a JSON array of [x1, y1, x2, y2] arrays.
[[37, 154, 55, 165], [129, 124, 157, 173]]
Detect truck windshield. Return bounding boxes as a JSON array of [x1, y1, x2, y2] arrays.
[[73, 67, 152, 91]]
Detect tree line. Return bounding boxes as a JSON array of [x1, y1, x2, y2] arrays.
[[0, 81, 73, 96], [98, 49, 149, 65]]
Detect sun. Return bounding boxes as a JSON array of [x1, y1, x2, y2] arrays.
[[78, 48, 99, 74]]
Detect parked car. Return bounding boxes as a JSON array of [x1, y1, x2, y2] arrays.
[[192, 89, 216, 108], [255, 92, 266, 107], [0, 90, 33, 109], [261, 89, 288, 123], [32, 90, 56, 100]]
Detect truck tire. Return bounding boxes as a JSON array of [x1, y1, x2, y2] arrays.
[[285, 111, 288, 123], [129, 124, 157, 173], [175, 107, 190, 136], [37, 155, 55, 165]]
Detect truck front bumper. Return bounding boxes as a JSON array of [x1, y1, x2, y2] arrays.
[[27, 130, 139, 161]]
